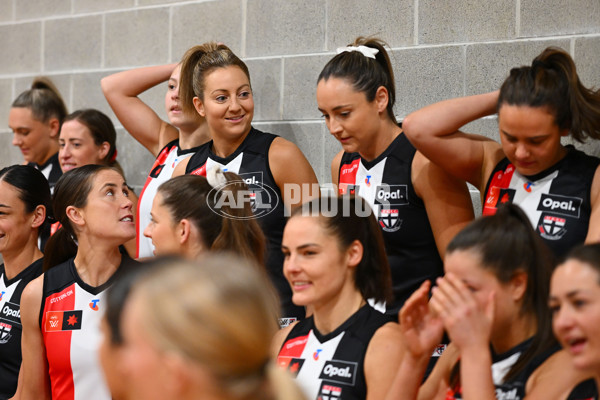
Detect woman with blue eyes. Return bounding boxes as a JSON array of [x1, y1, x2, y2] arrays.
[[173, 42, 319, 326], [318, 37, 474, 314], [402, 46, 600, 258], [18, 165, 139, 400], [388, 204, 591, 400]]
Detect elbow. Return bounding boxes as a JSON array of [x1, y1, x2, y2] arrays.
[[401, 113, 424, 145], [100, 76, 113, 96]]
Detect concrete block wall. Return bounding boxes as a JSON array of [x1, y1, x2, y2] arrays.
[[1, 0, 599, 215]]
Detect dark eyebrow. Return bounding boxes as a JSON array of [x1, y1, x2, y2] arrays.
[[318, 105, 352, 113], [501, 130, 550, 141], [0, 204, 10, 209], [101, 183, 118, 191]]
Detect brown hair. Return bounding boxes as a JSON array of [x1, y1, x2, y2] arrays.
[[157, 173, 266, 265], [63, 109, 120, 169], [318, 36, 397, 123], [43, 165, 121, 271], [498, 46, 600, 142], [179, 42, 251, 115], [447, 204, 556, 385], [290, 195, 392, 303], [12, 77, 68, 125]]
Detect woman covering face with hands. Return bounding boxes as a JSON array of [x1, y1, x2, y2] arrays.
[[387, 204, 590, 400]]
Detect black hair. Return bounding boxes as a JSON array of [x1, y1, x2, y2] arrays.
[[448, 204, 556, 385], [318, 37, 397, 123], [498, 46, 600, 143]]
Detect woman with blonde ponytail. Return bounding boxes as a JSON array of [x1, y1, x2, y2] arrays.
[[403, 46, 600, 257], [143, 167, 265, 265], [173, 42, 319, 323], [100, 254, 306, 400]]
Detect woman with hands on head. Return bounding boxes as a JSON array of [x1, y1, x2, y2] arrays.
[[318, 36, 474, 313], [403, 46, 600, 257], [101, 50, 210, 259], [175, 42, 319, 324], [388, 204, 590, 400]]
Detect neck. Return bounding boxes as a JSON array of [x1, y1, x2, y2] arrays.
[[2, 235, 42, 280], [211, 129, 250, 158], [178, 122, 211, 150], [358, 119, 401, 161], [73, 237, 122, 287], [312, 285, 364, 335], [491, 312, 537, 354], [39, 144, 58, 166]]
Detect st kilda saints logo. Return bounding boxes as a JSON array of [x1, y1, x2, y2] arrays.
[[536, 194, 582, 241], [0, 302, 21, 344], [374, 185, 408, 233]]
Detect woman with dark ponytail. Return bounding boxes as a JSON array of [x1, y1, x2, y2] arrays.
[[143, 168, 266, 265], [0, 165, 51, 399], [18, 165, 138, 400], [9, 77, 68, 191], [388, 204, 591, 400], [403, 46, 600, 257], [318, 37, 474, 313]]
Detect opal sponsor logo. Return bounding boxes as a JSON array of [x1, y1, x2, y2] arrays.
[[1, 302, 21, 326], [319, 360, 357, 386], [374, 184, 409, 207], [537, 193, 581, 218]]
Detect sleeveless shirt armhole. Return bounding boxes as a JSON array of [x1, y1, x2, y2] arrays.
[[37, 272, 48, 330]]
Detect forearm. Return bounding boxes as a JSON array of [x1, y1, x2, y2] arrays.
[[385, 353, 430, 400], [459, 346, 496, 400], [403, 91, 499, 143], [101, 63, 178, 98]]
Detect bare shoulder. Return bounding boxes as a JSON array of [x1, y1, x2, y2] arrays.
[[21, 274, 44, 322], [172, 157, 191, 178], [331, 150, 344, 185], [271, 321, 298, 358], [525, 349, 593, 399]]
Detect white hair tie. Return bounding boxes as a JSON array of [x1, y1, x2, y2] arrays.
[[336, 45, 379, 59], [206, 166, 228, 188]]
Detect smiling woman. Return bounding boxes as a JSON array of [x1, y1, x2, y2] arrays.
[[173, 42, 319, 325], [273, 195, 403, 400], [16, 165, 139, 400], [0, 165, 51, 399]]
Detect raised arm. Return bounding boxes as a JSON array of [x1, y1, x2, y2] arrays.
[[101, 64, 180, 156], [269, 137, 320, 211], [402, 91, 503, 190], [412, 152, 474, 257], [18, 276, 51, 400], [384, 280, 448, 400]]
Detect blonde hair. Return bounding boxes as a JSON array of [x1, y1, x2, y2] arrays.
[[131, 254, 305, 400]]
